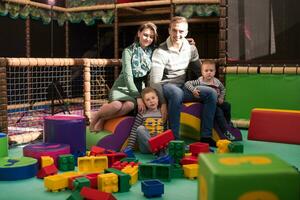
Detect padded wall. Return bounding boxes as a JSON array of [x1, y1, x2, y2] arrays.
[[226, 74, 300, 120]]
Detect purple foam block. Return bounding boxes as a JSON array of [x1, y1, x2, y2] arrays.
[[44, 115, 86, 155]]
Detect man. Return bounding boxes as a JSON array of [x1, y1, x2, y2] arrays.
[[150, 16, 217, 147]]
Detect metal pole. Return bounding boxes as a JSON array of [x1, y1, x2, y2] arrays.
[[50, 5, 54, 58]]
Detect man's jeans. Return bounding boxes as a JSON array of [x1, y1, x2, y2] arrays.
[[163, 83, 217, 139]]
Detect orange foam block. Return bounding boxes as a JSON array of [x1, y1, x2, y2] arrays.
[[248, 108, 300, 144]]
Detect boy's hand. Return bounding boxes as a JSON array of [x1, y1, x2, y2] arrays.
[[192, 89, 200, 97], [137, 98, 146, 113], [218, 98, 224, 104], [161, 103, 168, 123]]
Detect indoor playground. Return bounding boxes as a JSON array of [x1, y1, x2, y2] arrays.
[[0, 0, 299, 200]]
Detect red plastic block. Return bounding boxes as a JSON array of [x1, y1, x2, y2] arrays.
[[180, 156, 198, 165], [90, 146, 105, 156], [148, 130, 175, 153], [189, 142, 209, 156], [248, 108, 300, 144], [37, 164, 58, 179], [80, 186, 117, 200]]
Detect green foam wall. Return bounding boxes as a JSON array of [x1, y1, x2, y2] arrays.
[[226, 74, 300, 119]]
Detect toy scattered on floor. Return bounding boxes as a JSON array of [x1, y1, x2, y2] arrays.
[[148, 129, 174, 153], [248, 108, 300, 144], [141, 179, 164, 198]]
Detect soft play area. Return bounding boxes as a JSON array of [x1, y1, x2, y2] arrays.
[[1, 0, 300, 200]]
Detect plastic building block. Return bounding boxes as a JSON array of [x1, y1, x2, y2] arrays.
[[189, 142, 209, 156], [148, 130, 175, 153], [139, 163, 172, 181], [58, 154, 75, 171], [105, 168, 131, 192], [90, 146, 105, 156], [68, 175, 85, 190], [121, 165, 139, 185], [180, 155, 198, 165], [97, 173, 118, 193], [150, 155, 174, 164], [73, 177, 90, 191], [78, 156, 108, 173], [171, 164, 184, 178], [182, 164, 198, 179], [85, 173, 99, 189], [168, 140, 185, 164], [41, 156, 54, 168], [216, 139, 232, 153], [66, 189, 82, 200], [120, 157, 139, 163], [228, 142, 244, 153], [44, 171, 81, 192], [101, 152, 127, 167], [141, 179, 164, 198], [80, 187, 117, 200], [37, 164, 58, 179]]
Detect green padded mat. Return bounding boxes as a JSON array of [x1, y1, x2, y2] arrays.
[[226, 74, 300, 119]]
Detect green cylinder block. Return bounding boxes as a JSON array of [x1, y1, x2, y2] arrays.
[[0, 133, 8, 157]]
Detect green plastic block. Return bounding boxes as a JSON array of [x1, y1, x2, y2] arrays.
[[74, 177, 90, 191], [168, 140, 185, 164], [198, 153, 300, 200], [228, 142, 244, 153], [171, 164, 184, 178], [139, 163, 172, 181], [58, 154, 75, 171]]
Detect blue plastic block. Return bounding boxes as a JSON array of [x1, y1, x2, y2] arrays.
[[141, 179, 164, 198]]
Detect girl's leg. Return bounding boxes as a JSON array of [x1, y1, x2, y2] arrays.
[[137, 126, 151, 153]]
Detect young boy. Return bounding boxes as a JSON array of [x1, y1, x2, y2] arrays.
[[125, 87, 166, 153], [184, 60, 236, 141]]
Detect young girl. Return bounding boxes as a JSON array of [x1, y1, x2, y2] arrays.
[[125, 87, 166, 153], [90, 22, 158, 132], [184, 60, 236, 141]]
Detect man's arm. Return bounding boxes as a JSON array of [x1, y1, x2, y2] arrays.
[[150, 49, 166, 104], [186, 45, 201, 81]]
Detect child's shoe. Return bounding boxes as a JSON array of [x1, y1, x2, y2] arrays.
[[224, 131, 236, 141]]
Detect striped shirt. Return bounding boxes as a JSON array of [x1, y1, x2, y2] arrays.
[[184, 76, 226, 100], [126, 109, 165, 149]]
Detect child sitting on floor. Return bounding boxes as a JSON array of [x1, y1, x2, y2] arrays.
[[125, 87, 167, 154], [184, 60, 236, 141]]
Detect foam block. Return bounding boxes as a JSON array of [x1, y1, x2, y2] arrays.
[[44, 115, 86, 155], [198, 153, 300, 200], [0, 133, 8, 157], [23, 142, 70, 166], [248, 108, 300, 144], [86, 116, 135, 151], [180, 102, 242, 142], [0, 156, 38, 181]]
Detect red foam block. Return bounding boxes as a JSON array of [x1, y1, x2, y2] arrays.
[[248, 109, 300, 144]]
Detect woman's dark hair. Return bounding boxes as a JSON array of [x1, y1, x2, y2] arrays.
[[134, 22, 158, 47]]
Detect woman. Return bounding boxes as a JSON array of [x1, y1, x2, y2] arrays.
[[90, 22, 158, 132]]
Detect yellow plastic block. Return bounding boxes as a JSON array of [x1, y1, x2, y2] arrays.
[[183, 164, 199, 179], [41, 156, 54, 168], [98, 173, 118, 193], [217, 139, 232, 153], [122, 165, 138, 185], [44, 171, 81, 192], [78, 156, 108, 173]]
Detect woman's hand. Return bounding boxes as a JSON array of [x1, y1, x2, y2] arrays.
[[160, 103, 168, 123], [137, 98, 146, 113]]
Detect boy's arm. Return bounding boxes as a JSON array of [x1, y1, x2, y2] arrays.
[[126, 113, 144, 149], [184, 78, 201, 92], [216, 78, 226, 101]]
